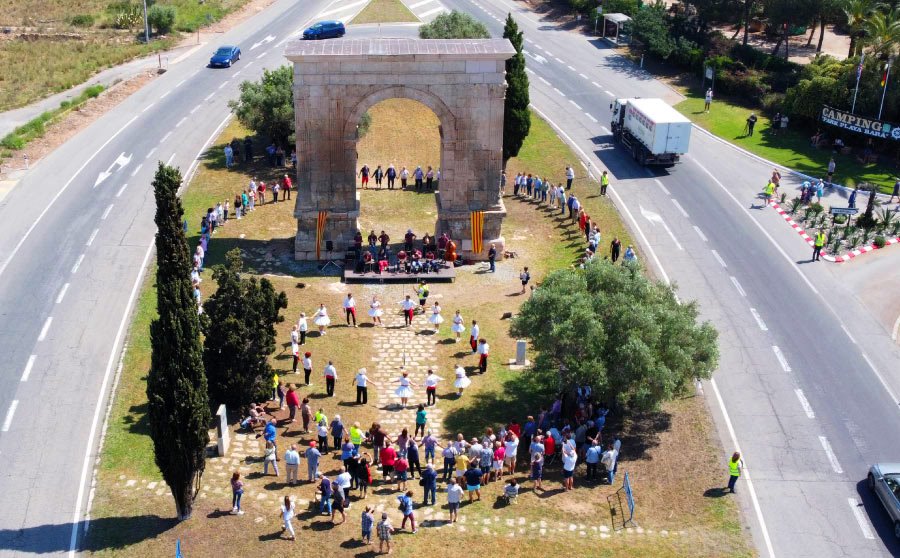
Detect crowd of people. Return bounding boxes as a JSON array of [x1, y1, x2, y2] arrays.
[[358, 163, 439, 192], [351, 230, 460, 274], [235, 373, 623, 550]]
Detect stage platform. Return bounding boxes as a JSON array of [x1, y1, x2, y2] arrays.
[[343, 265, 456, 284]]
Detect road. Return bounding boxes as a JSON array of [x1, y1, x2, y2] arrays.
[[0, 0, 899, 557], [439, 0, 900, 555]]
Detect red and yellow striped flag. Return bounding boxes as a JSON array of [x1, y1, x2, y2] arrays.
[[470, 211, 484, 254], [315, 210, 327, 260]]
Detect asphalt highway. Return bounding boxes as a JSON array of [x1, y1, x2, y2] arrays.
[[1, 0, 899, 556]]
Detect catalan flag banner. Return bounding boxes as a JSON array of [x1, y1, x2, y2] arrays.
[[315, 210, 327, 260], [470, 211, 484, 254], [882, 63, 891, 87]]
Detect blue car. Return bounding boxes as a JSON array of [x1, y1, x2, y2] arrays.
[[302, 20, 346, 40], [209, 45, 241, 68]]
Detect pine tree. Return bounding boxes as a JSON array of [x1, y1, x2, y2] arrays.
[[202, 248, 287, 410], [503, 13, 531, 162], [147, 162, 211, 521]]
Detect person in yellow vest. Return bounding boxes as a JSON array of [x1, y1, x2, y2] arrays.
[[726, 451, 743, 493], [762, 182, 775, 205], [349, 422, 364, 451], [600, 170, 610, 196], [813, 231, 826, 262]]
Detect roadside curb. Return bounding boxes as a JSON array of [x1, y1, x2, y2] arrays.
[[769, 201, 900, 263]]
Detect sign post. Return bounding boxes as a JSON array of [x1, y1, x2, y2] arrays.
[[820, 105, 900, 141]]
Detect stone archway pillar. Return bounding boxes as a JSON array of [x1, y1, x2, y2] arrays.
[[286, 38, 515, 261]]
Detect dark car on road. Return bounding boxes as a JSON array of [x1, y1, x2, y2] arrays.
[[209, 45, 241, 68], [302, 20, 346, 40]]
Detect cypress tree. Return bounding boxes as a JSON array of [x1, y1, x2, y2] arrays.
[[147, 162, 211, 521], [503, 13, 531, 162], [202, 248, 287, 409]]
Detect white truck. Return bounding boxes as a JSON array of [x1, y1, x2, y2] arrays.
[[609, 97, 691, 166]]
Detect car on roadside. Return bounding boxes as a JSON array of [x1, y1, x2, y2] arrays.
[[302, 20, 346, 40], [868, 463, 900, 539], [209, 45, 241, 68]]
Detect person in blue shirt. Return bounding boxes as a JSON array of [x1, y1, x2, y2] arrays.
[[263, 418, 277, 448], [397, 490, 417, 532], [420, 462, 438, 505], [585, 439, 603, 481], [318, 473, 332, 514]]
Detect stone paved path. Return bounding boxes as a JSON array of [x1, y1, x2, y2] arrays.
[[369, 307, 444, 439]]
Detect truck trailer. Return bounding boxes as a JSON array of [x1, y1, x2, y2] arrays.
[[610, 98, 691, 166]]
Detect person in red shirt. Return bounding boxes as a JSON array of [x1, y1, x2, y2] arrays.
[[508, 420, 521, 438], [281, 174, 292, 201], [543, 434, 556, 458], [380, 445, 397, 482], [285, 385, 300, 423], [394, 455, 409, 491]]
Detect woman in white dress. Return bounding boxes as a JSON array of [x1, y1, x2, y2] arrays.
[[453, 365, 471, 397], [313, 304, 330, 335], [427, 302, 444, 333], [450, 310, 465, 342], [368, 295, 383, 326], [392, 370, 418, 408]]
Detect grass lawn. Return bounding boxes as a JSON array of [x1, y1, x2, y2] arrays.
[[351, 0, 419, 24], [675, 91, 896, 194], [0, 0, 248, 111], [86, 102, 750, 557]]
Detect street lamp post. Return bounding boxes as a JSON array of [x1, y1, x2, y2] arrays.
[[142, 0, 150, 44]]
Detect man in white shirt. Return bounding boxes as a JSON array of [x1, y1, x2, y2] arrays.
[[335, 466, 353, 508], [601, 443, 619, 485], [401, 295, 416, 327], [565, 165, 575, 190], [469, 320, 480, 353], [324, 361, 337, 397], [468, 438, 483, 461], [477, 339, 490, 374], [284, 444, 301, 485], [343, 293, 357, 327], [301, 351, 312, 386], [352, 367, 377, 405], [446, 478, 464, 523], [424, 369, 443, 406]]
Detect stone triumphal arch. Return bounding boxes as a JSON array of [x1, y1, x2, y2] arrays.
[[285, 38, 516, 261]]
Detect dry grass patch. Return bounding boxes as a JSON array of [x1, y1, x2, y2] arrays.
[[87, 102, 750, 557], [351, 0, 419, 24]]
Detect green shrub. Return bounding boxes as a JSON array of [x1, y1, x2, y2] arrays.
[[85, 84, 104, 98], [716, 69, 771, 98], [0, 135, 26, 150], [833, 214, 847, 225], [783, 76, 845, 123], [628, 2, 675, 59], [357, 111, 372, 138], [873, 235, 886, 248], [419, 11, 490, 39], [671, 37, 702, 71], [148, 4, 177, 35], [602, 0, 640, 16], [69, 14, 95, 27], [112, 4, 142, 30], [762, 92, 785, 114]]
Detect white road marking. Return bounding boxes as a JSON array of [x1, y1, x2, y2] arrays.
[[567, 65, 576, 71], [689, 157, 819, 296], [176, 117, 187, 128], [86, 228, 99, 247], [20, 355, 36, 382], [38, 316, 53, 342], [160, 90, 170, 99], [245, 62, 255, 69], [772, 345, 791, 372], [604, 90, 614, 97], [410, 0, 434, 7], [56, 283, 70, 304], [68, 240, 155, 556], [102, 204, 114, 220], [693, 225, 708, 242], [538, 76, 550, 86], [585, 113, 597, 123], [233, 69, 242, 77], [554, 57, 565, 64], [2, 401, 19, 432], [553, 87, 566, 97], [71, 254, 85, 274], [318, 0, 369, 16], [218, 81, 229, 89], [141, 102, 155, 114], [840, 324, 857, 345], [749, 308, 768, 331], [543, 49, 553, 57], [525, 67, 535, 74], [0, 114, 138, 280], [145, 147, 157, 160], [160, 132, 172, 144], [578, 73, 588, 79], [256, 51, 268, 60], [710, 379, 776, 557], [166, 153, 176, 165], [116, 183, 128, 198], [600, 125, 611, 134], [640, 206, 682, 251], [711, 249, 727, 268], [653, 179, 670, 195], [525, 38, 533, 44], [794, 389, 815, 418], [862, 353, 899, 406], [818, 436, 843, 474], [176, 79, 186, 88], [848, 498, 876, 539], [591, 81, 601, 88], [204, 92, 215, 102], [130, 163, 142, 177], [671, 198, 688, 217], [730, 276, 746, 297], [569, 100, 582, 110]]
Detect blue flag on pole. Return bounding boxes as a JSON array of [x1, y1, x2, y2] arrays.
[[176, 539, 183, 558]]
